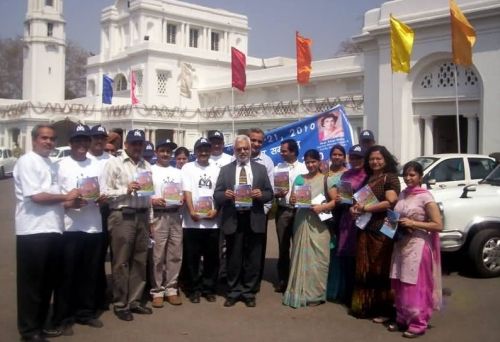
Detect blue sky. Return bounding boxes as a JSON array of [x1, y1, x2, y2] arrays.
[[0, 0, 387, 59]]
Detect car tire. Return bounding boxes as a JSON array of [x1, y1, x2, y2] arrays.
[[468, 229, 500, 278], [0, 166, 4, 179]]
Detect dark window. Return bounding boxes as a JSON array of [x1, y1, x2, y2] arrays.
[[47, 23, 53, 37], [469, 158, 496, 180], [211, 32, 219, 51], [427, 158, 465, 182], [189, 28, 198, 48], [167, 24, 177, 44], [45, 0, 54, 6]]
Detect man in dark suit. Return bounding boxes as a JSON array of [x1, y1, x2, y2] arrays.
[[214, 135, 273, 307]]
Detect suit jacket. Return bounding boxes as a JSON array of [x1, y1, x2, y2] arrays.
[[214, 160, 273, 235]]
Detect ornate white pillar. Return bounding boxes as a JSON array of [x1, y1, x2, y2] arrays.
[[151, 129, 156, 145], [25, 124, 33, 153], [424, 116, 434, 155], [467, 116, 477, 154]]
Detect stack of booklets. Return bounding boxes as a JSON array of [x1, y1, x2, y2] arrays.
[[235, 184, 252, 209], [135, 171, 154, 197], [195, 196, 213, 218], [338, 181, 353, 204], [77, 176, 100, 202], [380, 210, 400, 239], [294, 185, 312, 208], [162, 182, 182, 205], [274, 171, 290, 193], [353, 185, 379, 229]]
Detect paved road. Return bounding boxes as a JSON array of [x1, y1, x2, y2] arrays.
[[1, 177, 499, 342]]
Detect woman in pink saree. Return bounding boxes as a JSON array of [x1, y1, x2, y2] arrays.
[[389, 161, 443, 338]]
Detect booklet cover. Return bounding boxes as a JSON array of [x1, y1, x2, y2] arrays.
[[338, 181, 353, 205], [355, 212, 372, 230], [294, 185, 312, 208], [380, 210, 400, 239], [77, 176, 100, 201], [135, 171, 154, 197], [194, 196, 213, 218], [162, 182, 182, 205], [353, 184, 379, 207], [235, 184, 252, 208], [274, 171, 290, 193]]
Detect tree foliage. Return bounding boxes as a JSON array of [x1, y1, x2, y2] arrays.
[[335, 39, 362, 57], [0, 37, 89, 100]]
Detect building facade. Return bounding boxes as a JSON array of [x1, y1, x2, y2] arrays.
[[0, 0, 498, 162]]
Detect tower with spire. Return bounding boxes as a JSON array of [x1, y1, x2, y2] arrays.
[[22, 0, 66, 102]]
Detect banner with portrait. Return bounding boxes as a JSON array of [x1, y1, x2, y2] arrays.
[[260, 105, 354, 165]]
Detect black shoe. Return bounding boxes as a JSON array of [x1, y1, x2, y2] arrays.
[[203, 294, 217, 302], [189, 292, 201, 304], [274, 282, 287, 293], [21, 334, 49, 342], [41, 327, 63, 338], [114, 309, 134, 321], [130, 305, 153, 315], [244, 298, 256, 308], [76, 318, 104, 328], [224, 297, 237, 307]]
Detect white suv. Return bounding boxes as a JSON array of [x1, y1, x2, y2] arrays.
[[0, 147, 17, 178], [434, 165, 500, 277], [400, 154, 496, 190]]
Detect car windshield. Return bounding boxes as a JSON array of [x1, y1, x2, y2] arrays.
[[481, 165, 500, 185], [399, 157, 438, 176], [49, 148, 60, 157]]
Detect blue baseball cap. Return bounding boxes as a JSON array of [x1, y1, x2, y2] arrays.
[[70, 124, 91, 139], [126, 129, 146, 143]]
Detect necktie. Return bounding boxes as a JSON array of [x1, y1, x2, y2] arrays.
[[239, 164, 248, 185]]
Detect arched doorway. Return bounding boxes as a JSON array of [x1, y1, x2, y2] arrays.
[[412, 58, 481, 154]]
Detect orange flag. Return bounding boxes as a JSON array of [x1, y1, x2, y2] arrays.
[[450, 0, 476, 66], [296, 32, 312, 84]]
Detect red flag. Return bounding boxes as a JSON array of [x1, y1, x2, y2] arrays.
[[131, 70, 139, 105], [231, 47, 246, 91], [296, 32, 312, 84]]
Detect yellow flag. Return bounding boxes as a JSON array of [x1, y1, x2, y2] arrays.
[[390, 14, 414, 73], [450, 0, 476, 66]]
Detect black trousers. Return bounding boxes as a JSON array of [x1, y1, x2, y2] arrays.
[[96, 204, 110, 309], [52, 232, 103, 326], [225, 212, 265, 300], [182, 228, 220, 296], [17, 233, 62, 338], [275, 206, 296, 285]]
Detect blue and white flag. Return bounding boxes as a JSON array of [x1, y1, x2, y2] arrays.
[[102, 75, 113, 104], [261, 105, 354, 165]]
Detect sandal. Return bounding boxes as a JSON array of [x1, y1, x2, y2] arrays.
[[372, 316, 390, 324], [387, 322, 406, 332], [403, 331, 425, 338]]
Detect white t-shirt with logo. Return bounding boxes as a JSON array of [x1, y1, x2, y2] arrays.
[[210, 152, 232, 168], [14, 151, 64, 235], [181, 161, 220, 229], [151, 164, 182, 208], [58, 156, 103, 233]]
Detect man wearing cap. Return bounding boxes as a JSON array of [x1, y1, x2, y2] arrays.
[[359, 129, 376, 150], [273, 138, 307, 293], [214, 135, 273, 308], [101, 129, 153, 321], [52, 124, 105, 333], [181, 137, 220, 304], [149, 139, 184, 307], [14, 124, 80, 342], [208, 130, 232, 168], [143, 141, 156, 164], [87, 124, 114, 311]]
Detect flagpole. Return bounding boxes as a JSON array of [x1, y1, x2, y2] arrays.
[[231, 87, 235, 138], [454, 65, 461, 153], [297, 84, 301, 119]]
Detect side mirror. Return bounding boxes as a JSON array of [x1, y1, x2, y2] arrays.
[[460, 184, 476, 198], [425, 178, 437, 189]]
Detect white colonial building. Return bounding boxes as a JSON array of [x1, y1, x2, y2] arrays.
[[0, 0, 499, 162]]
